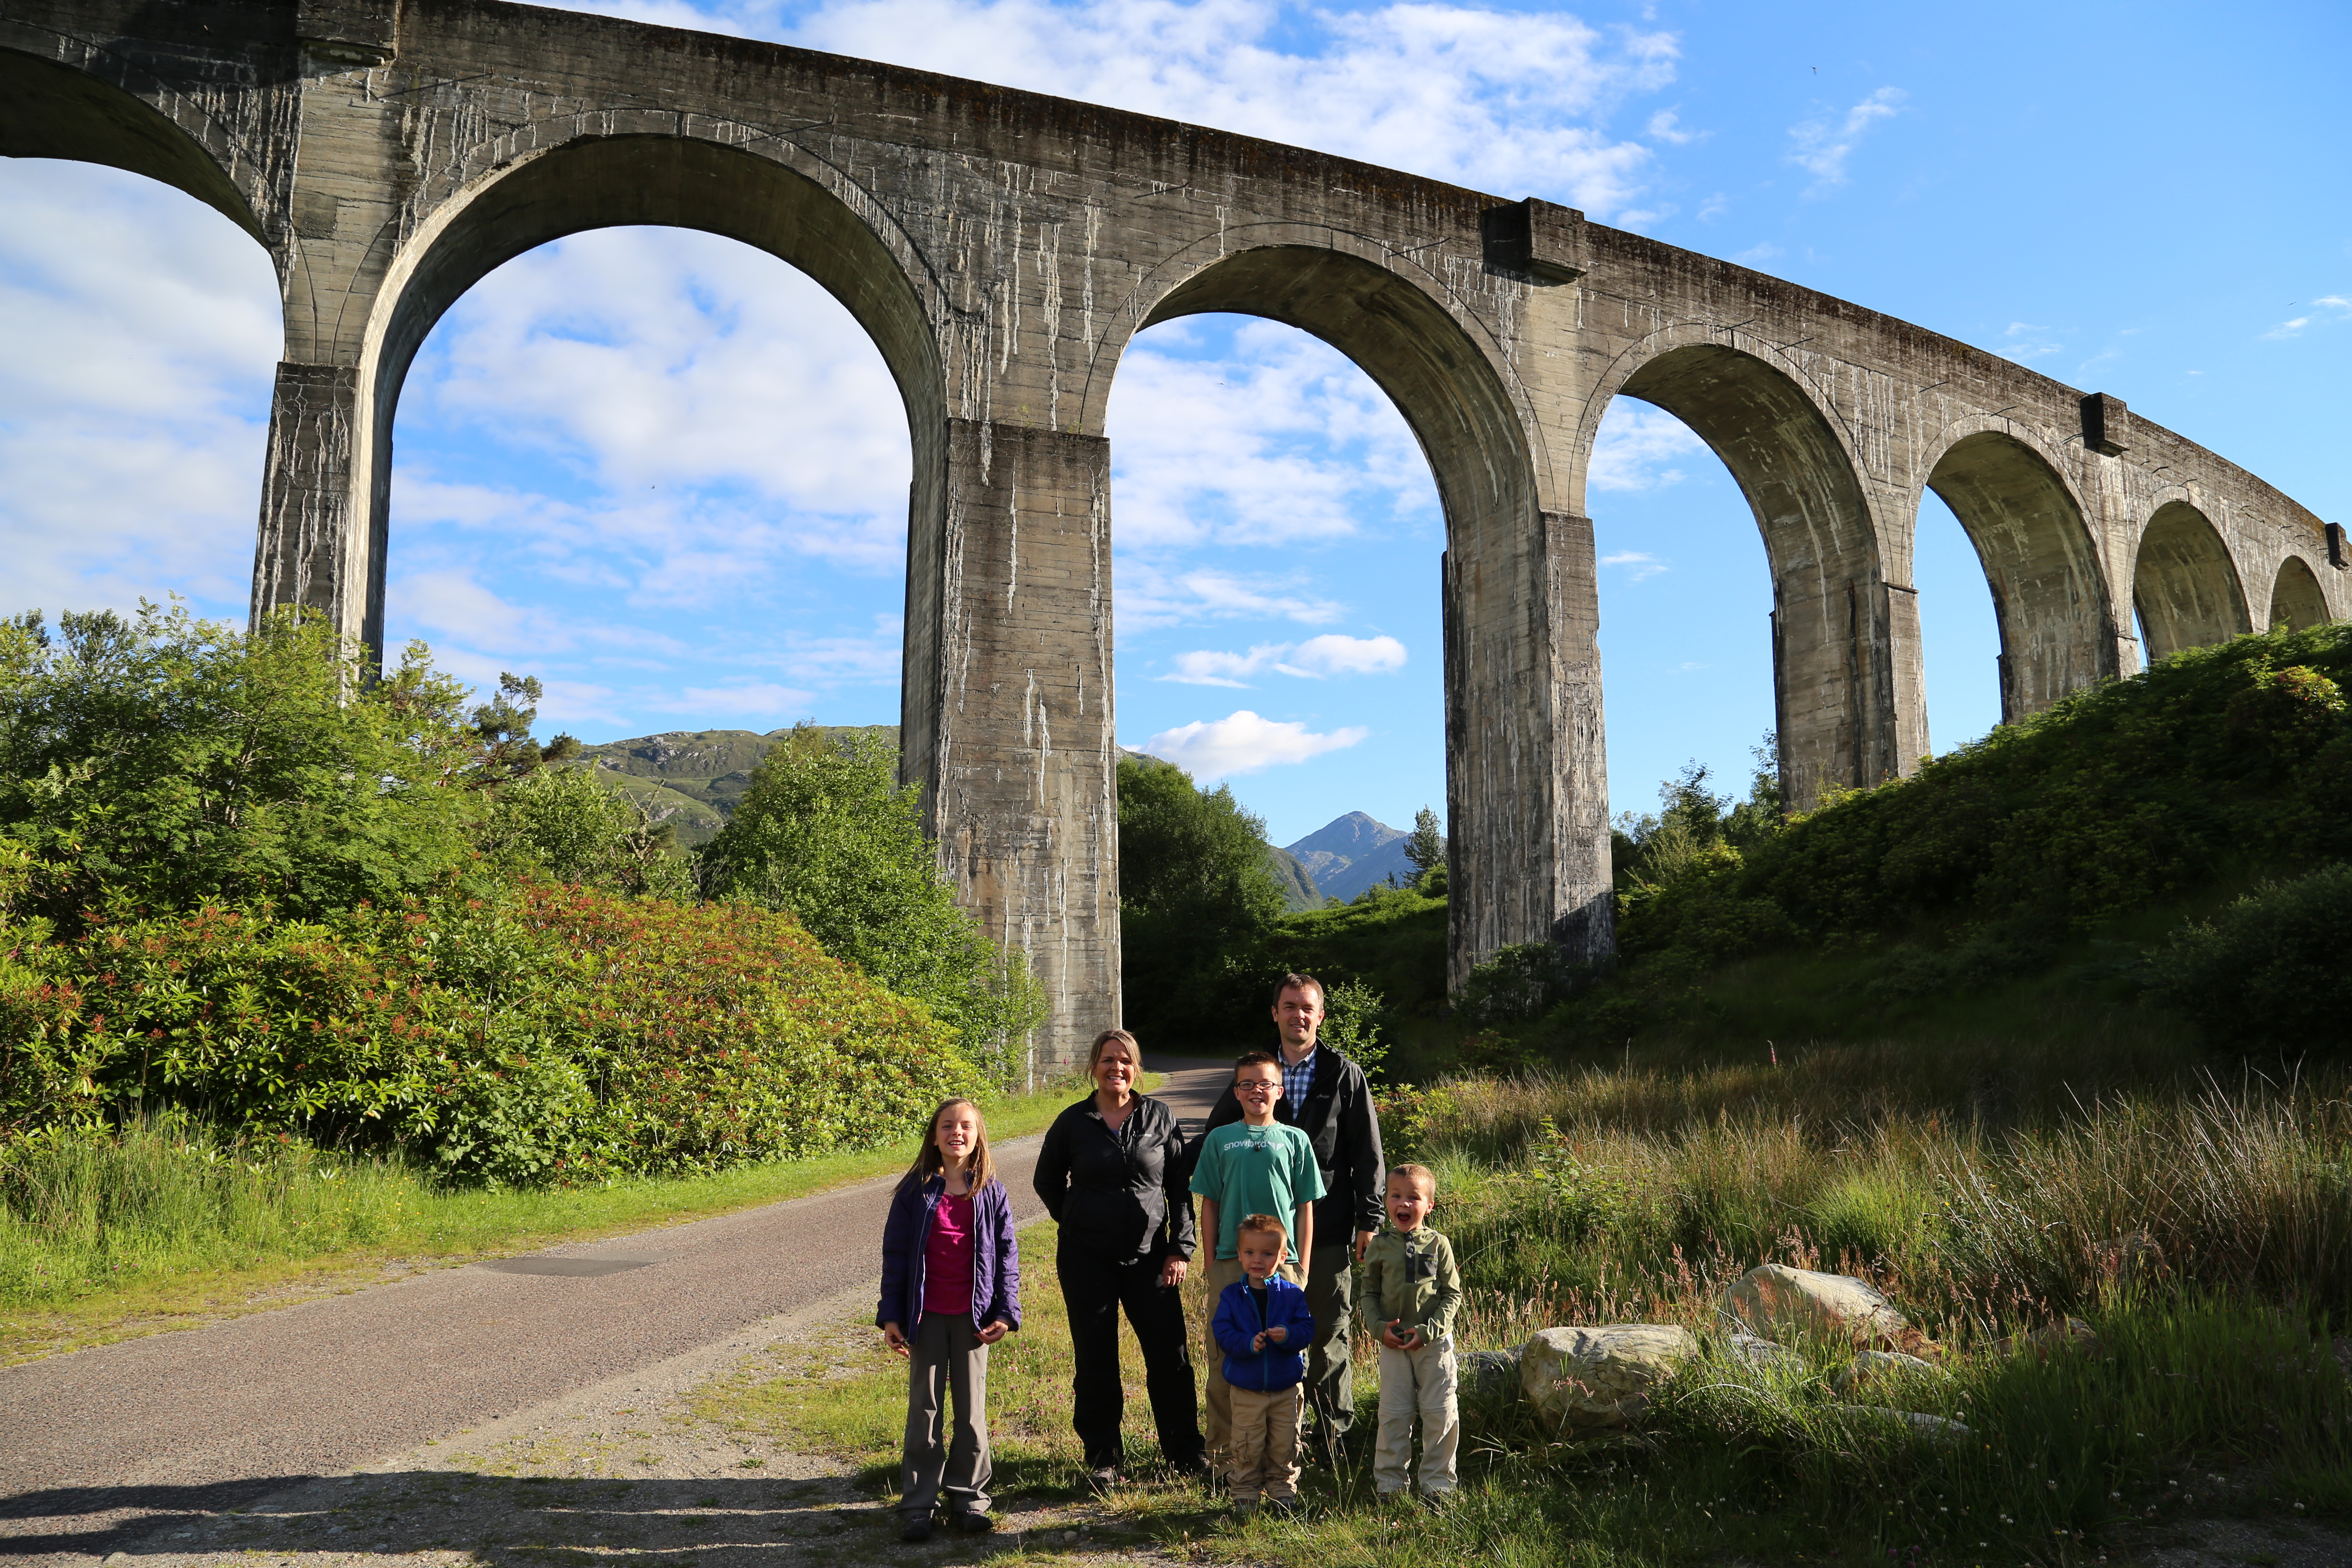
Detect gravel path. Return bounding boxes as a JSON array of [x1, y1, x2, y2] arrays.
[[0, 1060, 1234, 1564]]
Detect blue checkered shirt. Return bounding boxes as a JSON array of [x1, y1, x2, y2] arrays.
[[1281, 1046, 1319, 1119]]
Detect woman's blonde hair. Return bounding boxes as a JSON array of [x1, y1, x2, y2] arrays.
[[1089, 1028, 1142, 1070], [902, 1096, 995, 1194]]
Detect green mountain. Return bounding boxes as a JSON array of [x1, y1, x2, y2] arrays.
[[576, 726, 898, 847], [1261, 844, 1325, 912]]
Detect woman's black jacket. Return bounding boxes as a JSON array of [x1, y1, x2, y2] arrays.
[[1032, 1093, 1196, 1267]]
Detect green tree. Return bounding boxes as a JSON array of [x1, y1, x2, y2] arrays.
[[485, 763, 695, 901], [1403, 805, 1446, 887], [1116, 755, 1286, 1048], [698, 725, 1042, 1083], [0, 603, 488, 932]]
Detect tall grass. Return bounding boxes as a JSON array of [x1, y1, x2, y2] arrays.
[[1396, 1047, 2352, 1331], [0, 1075, 1102, 1326], [0, 1114, 420, 1302]]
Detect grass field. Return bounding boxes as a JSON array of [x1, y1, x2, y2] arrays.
[[0, 1073, 1111, 1366], [698, 1041, 2352, 1566]]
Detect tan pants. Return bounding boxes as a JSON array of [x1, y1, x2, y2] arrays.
[[1200, 1255, 1306, 1460], [1373, 1338, 1459, 1496], [1226, 1384, 1303, 1503]]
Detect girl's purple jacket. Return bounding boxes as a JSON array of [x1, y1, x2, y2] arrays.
[[876, 1172, 1022, 1332]]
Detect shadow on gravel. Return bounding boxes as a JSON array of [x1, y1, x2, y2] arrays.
[[2, 1467, 1182, 1565]]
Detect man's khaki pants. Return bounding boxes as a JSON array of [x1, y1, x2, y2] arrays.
[[1227, 1384, 1303, 1504], [1373, 1338, 1458, 1496], [1200, 1255, 1305, 1461]]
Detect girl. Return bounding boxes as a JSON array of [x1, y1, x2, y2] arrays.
[[877, 1096, 1020, 1544]]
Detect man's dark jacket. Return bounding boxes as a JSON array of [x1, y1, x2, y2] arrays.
[[1205, 1045, 1385, 1248]]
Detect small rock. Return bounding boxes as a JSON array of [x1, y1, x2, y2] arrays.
[[1833, 1349, 1941, 1392], [1520, 1324, 1697, 1430], [1724, 1331, 1799, 1372], [1718, 1264, 1910, 1348], [1459, 1348, 1521, 1395]]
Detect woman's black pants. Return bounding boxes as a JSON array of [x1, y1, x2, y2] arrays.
[[1057, 1246, 1204, 1471]]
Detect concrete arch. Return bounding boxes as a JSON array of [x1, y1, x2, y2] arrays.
[[1127, 240, 1536, 549], [2132, 500, 2251, 660], [348, 131, 944, 666], [1095, 238, 1596, 981], [1920, 427, 2117, 721], [2269, 554, 2331, 631], [0, 43, 268, 243], [1582, 337, 1887, 807]]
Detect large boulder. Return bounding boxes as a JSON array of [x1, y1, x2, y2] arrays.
[[1520, 1325, 1698, 1430], [1718, 1264, 1911, 1348]]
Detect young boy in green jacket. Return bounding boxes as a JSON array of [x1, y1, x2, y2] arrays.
[[1355, 1163, 1462, 1501]]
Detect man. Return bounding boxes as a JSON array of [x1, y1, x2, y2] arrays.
[[1203, 972, 1386, 1455]]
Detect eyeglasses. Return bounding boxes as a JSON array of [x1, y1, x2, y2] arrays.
[[1235, 1081, 1278, 1095]]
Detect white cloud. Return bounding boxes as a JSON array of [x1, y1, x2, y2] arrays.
[[1142, 709, 1370, 779], [415, 228, 910, 527], [0, 161, 279, 623], [2000, 321, 2065, 361], [1787, 87, 1905, 192], [1646, 109, 1705, 145], [1589, 401, 1709, 492], [1696, 192, 1729, 223], [1117, 562, 1349, 632], [1160, 632, 1406, 684], [1290, 633, 1408, 676], [1733, 241, 1784, 266], [2263, 296, 2352, 340], [1108, 321, 1436, 552], [1601, 550, 1668, 582]]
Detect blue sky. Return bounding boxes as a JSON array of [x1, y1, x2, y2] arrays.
[[3, 0, 2346, 847]]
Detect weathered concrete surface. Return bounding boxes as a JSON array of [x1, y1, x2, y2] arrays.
[[4, 0, 2341, 1053]]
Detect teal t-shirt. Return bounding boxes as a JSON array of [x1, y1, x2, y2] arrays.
[[1188, 1119, 1326, 1260]]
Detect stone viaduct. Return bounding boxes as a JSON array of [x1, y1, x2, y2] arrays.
[[5, 0, 2343, 1069]]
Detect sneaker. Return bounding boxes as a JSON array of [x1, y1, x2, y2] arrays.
[[951, 1510, 995, 1535], [1086, 1464, 1121, 1492], [1231, 1499, 1260, 1520], [899, 1516, 934, 1543], [1418, 1490, 1455, 1512], [1266, 1497, 1304, 1520]]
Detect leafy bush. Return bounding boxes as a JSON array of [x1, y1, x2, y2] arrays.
[[485, 763, 695, 901], [698, 725, 1043, 1083], [2145, 862, 2352, 1055], [0, 605, 488, 932], [0, 882, 974, 1186]]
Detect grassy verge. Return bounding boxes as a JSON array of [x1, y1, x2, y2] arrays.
[[0, 1074, 1118, 1366], [698, 1046, 2352, 1565]]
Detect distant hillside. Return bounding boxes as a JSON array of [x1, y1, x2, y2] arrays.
[[575, 725, 898, 848], [1261, 844, 1324, 912], [1286, 811, 1415, 901]]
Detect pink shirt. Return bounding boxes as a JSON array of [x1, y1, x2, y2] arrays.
[[922, 1190, 976, 1316]]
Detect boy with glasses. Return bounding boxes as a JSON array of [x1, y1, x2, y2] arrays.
[[1190, 1051, 1325, 1466]]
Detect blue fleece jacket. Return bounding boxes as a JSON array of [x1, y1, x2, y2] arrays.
[[1211, 1274, 1314, 1392]]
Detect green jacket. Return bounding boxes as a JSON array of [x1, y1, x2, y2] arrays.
[[1356, 1225, 1462, 1343]]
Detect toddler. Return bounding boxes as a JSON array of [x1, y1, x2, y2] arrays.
[[1208, 1213, 1316, 1516], [1356, 1163, 1461, 1501]]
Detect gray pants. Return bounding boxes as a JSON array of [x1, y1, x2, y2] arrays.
[[901, 1312, 992, 1520], [1301, 1242, 1356, 1436]]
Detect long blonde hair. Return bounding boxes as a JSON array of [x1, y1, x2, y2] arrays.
[[901, 1096, 996, 1194]]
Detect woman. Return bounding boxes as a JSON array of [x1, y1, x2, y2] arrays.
[[1032, 1028, 1207, 1485]]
